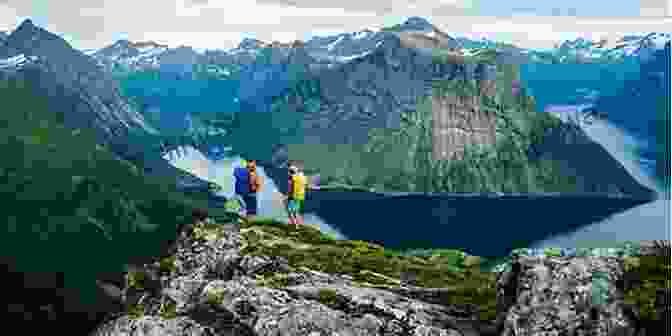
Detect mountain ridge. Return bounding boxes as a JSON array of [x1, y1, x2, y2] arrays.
[[0, 19, 154, 142], [83, 16, 670, 73], [0, 19, 217, 193]]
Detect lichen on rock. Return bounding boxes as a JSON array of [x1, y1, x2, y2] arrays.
[[90, 216, 670, 336]]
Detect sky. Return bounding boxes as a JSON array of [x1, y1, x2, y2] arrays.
[[0, 0, 671, 51]]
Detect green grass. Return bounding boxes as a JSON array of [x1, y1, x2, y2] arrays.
[[239, 218, 498, 321]]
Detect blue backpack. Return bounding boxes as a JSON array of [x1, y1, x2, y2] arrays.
[[234, 166, 250, 194]]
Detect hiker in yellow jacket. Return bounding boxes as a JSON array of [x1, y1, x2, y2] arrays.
[[285, 163, 307, 226]]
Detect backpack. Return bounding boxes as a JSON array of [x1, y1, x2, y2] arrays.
[[249, 168, 262, 193], [234, 166, 250, 194], [290, 173, 307, 200]]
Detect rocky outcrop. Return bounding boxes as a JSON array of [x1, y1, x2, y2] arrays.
[[494, 244, 670, 336], [495, 255, 636, 336], [90, 219, 498, 336], [88, 215, 670, 336]]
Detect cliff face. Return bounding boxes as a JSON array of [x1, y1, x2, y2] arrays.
[[431, 86, 498, 160]]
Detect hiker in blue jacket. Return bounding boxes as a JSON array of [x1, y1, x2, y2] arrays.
[[233, 159, 249, 217], [233, 159, 262, 220]]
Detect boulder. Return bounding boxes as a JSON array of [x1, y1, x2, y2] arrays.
[[496, 254, 638, 336], [90, 222, 482, 336]]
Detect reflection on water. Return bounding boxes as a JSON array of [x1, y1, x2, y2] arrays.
[[530, 107, 670, 249], [163, 147, 346, 239]]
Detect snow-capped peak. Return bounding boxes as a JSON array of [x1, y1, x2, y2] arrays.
[[91, 39, 172, 71], [0, 54, 38, 70]]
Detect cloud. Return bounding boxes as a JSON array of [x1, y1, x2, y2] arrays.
[[638, 0, 669, 16], [1, 0, 671, 50], [431, 16, 672, 48], [250, 0, 668, 17]]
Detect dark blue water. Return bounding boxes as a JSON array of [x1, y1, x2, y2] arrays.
[[298, 190, 652, 258]]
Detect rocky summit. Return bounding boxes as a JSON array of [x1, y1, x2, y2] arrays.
[[90, 215, 670, 336]]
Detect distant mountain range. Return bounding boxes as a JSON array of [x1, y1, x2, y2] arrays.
[[83, 17, 670, 76]]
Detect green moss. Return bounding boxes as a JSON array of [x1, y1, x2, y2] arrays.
[[240, 219, 498, 321], [158, 300, 178, 320], [127, 303, 145, 319], [158, 255, 177, 274], [192, 222, 228, 242], [258, 273, 292, 288], [623, 255, 671, 322], [127, 270, 146, 290], [317, 288, 338, 306], [205, 287, 226, 306]]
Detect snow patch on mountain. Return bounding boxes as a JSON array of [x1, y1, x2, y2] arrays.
[[0, 54, 40, 70], [352, 30, 372, 40], [0, 54, 29, 68], [325, 35, 345, 51]]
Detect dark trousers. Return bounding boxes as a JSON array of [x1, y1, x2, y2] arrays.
[[241, 194, 258, 215]]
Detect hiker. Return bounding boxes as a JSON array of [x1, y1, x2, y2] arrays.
[[238, 159, 262, 220], [285, 163, 307, 226], [233, 159, 249, 216]]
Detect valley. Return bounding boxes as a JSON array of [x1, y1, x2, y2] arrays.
[[0, 15, 669, 336]]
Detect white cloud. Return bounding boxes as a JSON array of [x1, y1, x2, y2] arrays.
[[432, 16, 672, 49], [2, 0, 671, 50], [0, 5, 23, 31], [175, 0, 376, 23]]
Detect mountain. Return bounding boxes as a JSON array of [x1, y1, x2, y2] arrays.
[[92, 39, 169, 72], [93, 16, 463, 75], [523, 33, 672, 64], [0, 19, 233, 335], [593, 38, 671, 188], [216, 17, 505, 168], [0, 19, 155, 146], [91, 21, 671, 75], [0, 19, 217, 191], [453, 33, 672, 65], [99, 17, 660, 196]]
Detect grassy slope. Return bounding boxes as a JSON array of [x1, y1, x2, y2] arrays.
[[0, 76, 226, 306]]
